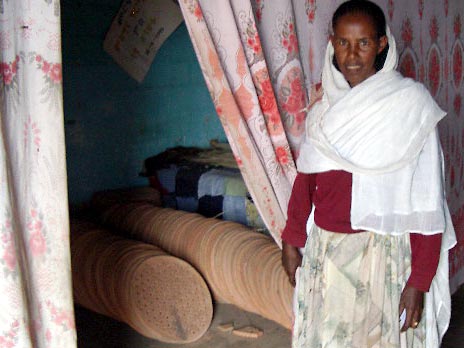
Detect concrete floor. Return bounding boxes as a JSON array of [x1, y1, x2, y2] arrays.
[[75, 302, 291, 348], [75, 285, 464, 348]]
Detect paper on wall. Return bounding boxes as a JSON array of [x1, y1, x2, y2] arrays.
[[103, 0, 184, 82]]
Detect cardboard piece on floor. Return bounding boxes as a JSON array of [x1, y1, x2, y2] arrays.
[[232, 326, 263, 339], [217, 323, 234, 332]]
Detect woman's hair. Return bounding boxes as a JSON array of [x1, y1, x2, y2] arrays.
[[332, 0, 386, 38], [331, 0, 389, 71]]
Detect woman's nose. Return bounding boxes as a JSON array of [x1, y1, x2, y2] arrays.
[[347, 44, 359, 57]]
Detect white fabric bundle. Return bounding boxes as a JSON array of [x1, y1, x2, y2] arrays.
[[297, 27, 456, 346]]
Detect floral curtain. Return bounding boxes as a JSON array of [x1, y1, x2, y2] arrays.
[[179, 0, 314, 245], [0, 1, 76, 347], [180, 0, 463, 290]]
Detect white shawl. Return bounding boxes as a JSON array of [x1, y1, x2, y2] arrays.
[[297, 28, 456, 345]]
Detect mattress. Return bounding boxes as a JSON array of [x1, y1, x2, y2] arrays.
[[142, 147, 267, 231]]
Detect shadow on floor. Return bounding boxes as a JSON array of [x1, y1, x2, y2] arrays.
[[442, 285, 464, 348]]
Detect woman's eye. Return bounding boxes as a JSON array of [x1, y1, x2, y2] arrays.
[[360, 39, 369, 46], [337, 39, 347, 46]]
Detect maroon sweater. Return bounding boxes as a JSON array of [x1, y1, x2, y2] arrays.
[[281, 170, 442, 292]]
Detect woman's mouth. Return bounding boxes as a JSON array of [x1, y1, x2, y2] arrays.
[[346, 65, 362, 71]]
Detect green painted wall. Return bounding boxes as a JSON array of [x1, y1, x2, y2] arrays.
[[62, 0, 226, 204]]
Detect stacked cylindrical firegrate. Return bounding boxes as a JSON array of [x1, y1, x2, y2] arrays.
[[98, 203, 293, 328], [70, 221, 213, 344]]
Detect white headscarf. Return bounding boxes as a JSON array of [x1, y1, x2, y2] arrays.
[[298, 27, 445, 175], [297, 27, 456, 345], [297, 27, 453, 235]]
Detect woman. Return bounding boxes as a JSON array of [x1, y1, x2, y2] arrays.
[[281, 1, 456, 347]]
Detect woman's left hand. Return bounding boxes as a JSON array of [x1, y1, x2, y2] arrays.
[[399, 285, 424, 332]]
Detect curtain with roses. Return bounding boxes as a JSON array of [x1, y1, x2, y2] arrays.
[[0, 1, 76, 347], [179, 0, 319, 245], [180, 0, 464, 292]]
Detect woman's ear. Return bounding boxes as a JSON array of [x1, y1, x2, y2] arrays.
[[329, 35, 335, 46], [378, 35, 388, 54]]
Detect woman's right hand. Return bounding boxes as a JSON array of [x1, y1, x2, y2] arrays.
[[282, 241, 302, 287]]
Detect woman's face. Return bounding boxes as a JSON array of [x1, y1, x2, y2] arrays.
[[331, 12, 387, 87]]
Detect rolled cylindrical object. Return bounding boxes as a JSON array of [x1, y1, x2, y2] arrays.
[[99, 204, 293, 328], [70, 221, 213, 343]]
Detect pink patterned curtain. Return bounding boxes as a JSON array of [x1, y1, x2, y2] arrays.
[[179, 0, 316, 245], [0, 1, 76, 347], [180, 0, 464, 291]]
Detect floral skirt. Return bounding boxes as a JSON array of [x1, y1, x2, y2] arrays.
[[292, 226, 426, 348]]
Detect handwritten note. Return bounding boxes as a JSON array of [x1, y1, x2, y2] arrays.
[[104, 0, 183, 82]]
